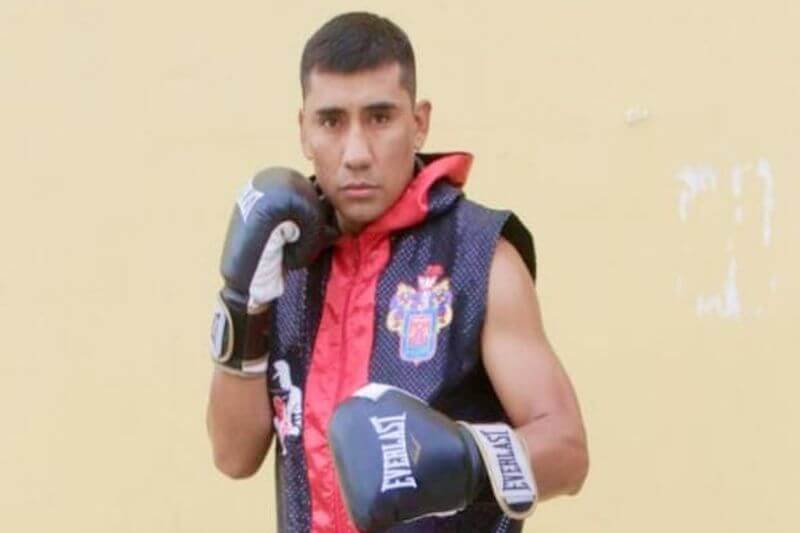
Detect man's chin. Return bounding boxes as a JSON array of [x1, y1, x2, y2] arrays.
[[336, 204, 387, 234]]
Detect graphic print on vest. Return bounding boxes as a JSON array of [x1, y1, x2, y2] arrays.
[[386, 264, 453, 365], [270, 360, 302, 455]]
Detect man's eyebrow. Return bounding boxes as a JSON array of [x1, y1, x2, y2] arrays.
[[363, 102, 398, 112], [314, 102, 399, 117], [315, 106, 345, 116]]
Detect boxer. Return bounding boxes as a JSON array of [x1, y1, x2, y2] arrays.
[[206, 12, 588, 533]]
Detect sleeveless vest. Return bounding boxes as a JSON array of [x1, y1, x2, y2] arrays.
[[267, 153, 536, 533]]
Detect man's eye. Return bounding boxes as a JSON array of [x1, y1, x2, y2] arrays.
[[371, 113, 390, 125], [320, 117, 339, 128]]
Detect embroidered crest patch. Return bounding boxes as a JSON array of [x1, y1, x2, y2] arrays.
[[387, 264, 453, 365]]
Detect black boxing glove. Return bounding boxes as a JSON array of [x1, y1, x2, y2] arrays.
[[209, 167, 330, 377], [328, 384, 538, 532]]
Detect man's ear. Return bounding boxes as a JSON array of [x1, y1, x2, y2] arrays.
[[413, 100, 432, 151], [299, 108, 313, 161]]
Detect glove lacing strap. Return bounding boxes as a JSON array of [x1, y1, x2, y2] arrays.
[[459, 423, 538, 520], [209, 292, 270, 378]]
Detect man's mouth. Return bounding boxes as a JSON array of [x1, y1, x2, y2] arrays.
[[340, 182, 379, 199]]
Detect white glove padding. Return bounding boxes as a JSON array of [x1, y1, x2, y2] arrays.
[[248, 220, 300, 312]]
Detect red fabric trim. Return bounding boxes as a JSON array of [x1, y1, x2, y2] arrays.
[[302, 152, 472, 532], [366, 152, 472, 235], [304, 234, 389, 532]]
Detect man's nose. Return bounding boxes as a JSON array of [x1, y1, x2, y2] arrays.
[[342, 125, 372, 171]]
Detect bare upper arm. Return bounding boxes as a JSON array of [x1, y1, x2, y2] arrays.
[[481, 238, 585, 438]]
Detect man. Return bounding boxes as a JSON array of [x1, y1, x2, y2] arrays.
[[206, 11, 588, 533]]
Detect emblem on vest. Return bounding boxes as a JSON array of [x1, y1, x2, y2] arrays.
[[386, 264, 453, 365], [370, 413, 418, 492], [270, 360, 302, 455]]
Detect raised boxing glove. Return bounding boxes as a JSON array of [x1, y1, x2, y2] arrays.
[[210, 167, 329, 377], [328, 383, 538, 532]]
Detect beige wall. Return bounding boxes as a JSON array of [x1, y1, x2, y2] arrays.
[[2, 1, 798, 531]]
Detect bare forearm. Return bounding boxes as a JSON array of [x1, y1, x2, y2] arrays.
[[517, 416, 589, 500], [206, 368, 273, 478]]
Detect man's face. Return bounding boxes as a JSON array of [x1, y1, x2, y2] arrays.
[[299, 62, 430, 234]]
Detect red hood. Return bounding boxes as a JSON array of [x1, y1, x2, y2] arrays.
[[352, 152, 473, 236]]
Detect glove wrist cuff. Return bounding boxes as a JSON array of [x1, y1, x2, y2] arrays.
[[209, 290, 270, 376], [459, 422, 538, 520]]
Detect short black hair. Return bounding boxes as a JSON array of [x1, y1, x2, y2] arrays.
[[300, 12, 416, 100]]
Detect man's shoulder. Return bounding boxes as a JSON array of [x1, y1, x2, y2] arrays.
[[453, 199, 537, 283]]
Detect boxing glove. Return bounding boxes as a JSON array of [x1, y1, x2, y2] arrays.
[[328, 384, 537, 531], [209, 167, 330, 377]]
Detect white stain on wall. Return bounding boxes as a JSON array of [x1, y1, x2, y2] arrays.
[[624, 105, 651, 125], [676, 165, 717, 221], [675, 157, 777, 320], [757, 158, 775, 247], [695, 257, 741, 318]]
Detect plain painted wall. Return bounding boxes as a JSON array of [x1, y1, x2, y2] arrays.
[[2, 1, 798, 531]]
